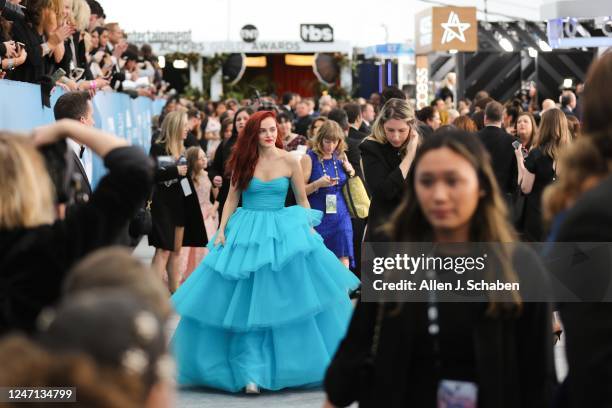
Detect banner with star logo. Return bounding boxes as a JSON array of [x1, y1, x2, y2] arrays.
[[433, 7, 477, 52], [415, 7, 477, 54]]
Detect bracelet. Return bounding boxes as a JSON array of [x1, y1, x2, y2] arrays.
[[7, 58, 14, 70], [41, 42, 51, 56], [90, 80, 97, 90]]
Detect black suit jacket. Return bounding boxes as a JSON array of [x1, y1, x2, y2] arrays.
[[359, 139, 405, 240], [358, 122, 371, 136], [477, 126, 518, 197], [71, 150, 92, 199], [554, 175, 612, 408], [346, 127, 367, 185]]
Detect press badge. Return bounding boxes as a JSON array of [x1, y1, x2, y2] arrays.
[[437, 379, 478, 408], [325, 194, 337, 214], [180, 178, 193, 197]]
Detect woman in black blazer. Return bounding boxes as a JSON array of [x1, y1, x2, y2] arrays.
[[149, 111, 189, 293], [359, 98, 419, 241], [325, 131, 555, 408]]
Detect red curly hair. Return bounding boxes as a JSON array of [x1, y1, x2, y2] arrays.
[[226, 110, 284, 190]]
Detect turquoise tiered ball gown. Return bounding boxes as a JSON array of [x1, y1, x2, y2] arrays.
[[171, 176, 360, 392]]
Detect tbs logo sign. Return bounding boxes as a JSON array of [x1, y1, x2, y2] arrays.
[[300, 24, 334, 43], [240, 24, 259, 43]]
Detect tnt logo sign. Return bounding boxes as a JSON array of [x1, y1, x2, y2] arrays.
[[240, 24, 259, 43], [300, 24, 334, 43]]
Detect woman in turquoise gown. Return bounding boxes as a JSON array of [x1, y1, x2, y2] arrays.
[[171, 110, 360, 393]]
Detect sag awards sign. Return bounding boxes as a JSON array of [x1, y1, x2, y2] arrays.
[[127, 29, 350, 56], [415, 7, 477, 54]]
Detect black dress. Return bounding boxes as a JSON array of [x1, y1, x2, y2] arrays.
[[148, 143, 186, 251], [0, 146, 153, 335], [182, 177, 208, 247], [521, 147, 555, 241], [359, 139, 406, 241], [208, 135, 237, 219], [324, 247, 555, 408], [8, 19, 46, 84], [554, 174, 612, 408]]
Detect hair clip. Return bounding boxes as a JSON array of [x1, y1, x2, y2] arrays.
[[121, 348, 149, 375], [155, 354, 176, 383], [133, 311, 159, 343]]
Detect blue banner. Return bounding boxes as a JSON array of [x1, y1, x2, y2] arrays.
[[0, 79, 165, 188]]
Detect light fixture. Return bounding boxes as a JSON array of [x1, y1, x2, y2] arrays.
[[538, 39, 552, 52], [563, 78, 573, 88], [449, 49, 458, 54], [157, 56, 165, 69], [245, 56, 267, 68], [499, 37, 514, 52], [172, 59, 188, 69], [285, 54, 315, 67], [528, 47, 538, 58]]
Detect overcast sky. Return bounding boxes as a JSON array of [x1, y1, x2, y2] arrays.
[[100, 0, 546, 46]]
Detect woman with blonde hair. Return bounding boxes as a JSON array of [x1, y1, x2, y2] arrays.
[[515, 108, 571, 240], [325, 130, 553, 408], [0, 120, 153, 334], [360, 98, 420, 241], [149, 110, 190, 293], [301, 120, 356, 267]]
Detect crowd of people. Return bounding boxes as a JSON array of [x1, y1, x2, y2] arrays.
[[2, 2, 612, 405], [0, 0, 166, 100]]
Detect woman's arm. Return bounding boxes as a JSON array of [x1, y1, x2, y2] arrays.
[[290, 157, 310, 209], [301, 153, 334, 195], [515, 147, 535, 194], [33, 119, 126, 156], [215, 181, 240, 244]]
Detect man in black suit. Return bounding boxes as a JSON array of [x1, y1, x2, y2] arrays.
[[280, 92, 296, 121], [344, 103, 367, 143], [359, 103, 375, 135], [53, 91, 94, 201], [293, 101, 313, 137], [477, 101, 518, 200], [560, 91, 577, 118]]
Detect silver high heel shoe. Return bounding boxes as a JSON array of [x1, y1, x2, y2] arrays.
[[245, 382, 260, 394]]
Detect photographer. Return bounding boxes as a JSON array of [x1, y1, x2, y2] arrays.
[[0, 120, 154, 335]]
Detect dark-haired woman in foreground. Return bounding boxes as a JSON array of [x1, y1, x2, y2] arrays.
[[324, 130, 554, 407], [171, 111, 359, 393]]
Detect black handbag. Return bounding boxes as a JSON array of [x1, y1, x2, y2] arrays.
[[129, 200, 152, 238]]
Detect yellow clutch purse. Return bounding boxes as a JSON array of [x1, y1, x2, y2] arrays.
[[342, 175, 370, 219]]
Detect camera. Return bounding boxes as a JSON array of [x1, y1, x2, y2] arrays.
[[0, 0, 25, 21], [39, 139, 87, 205]]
